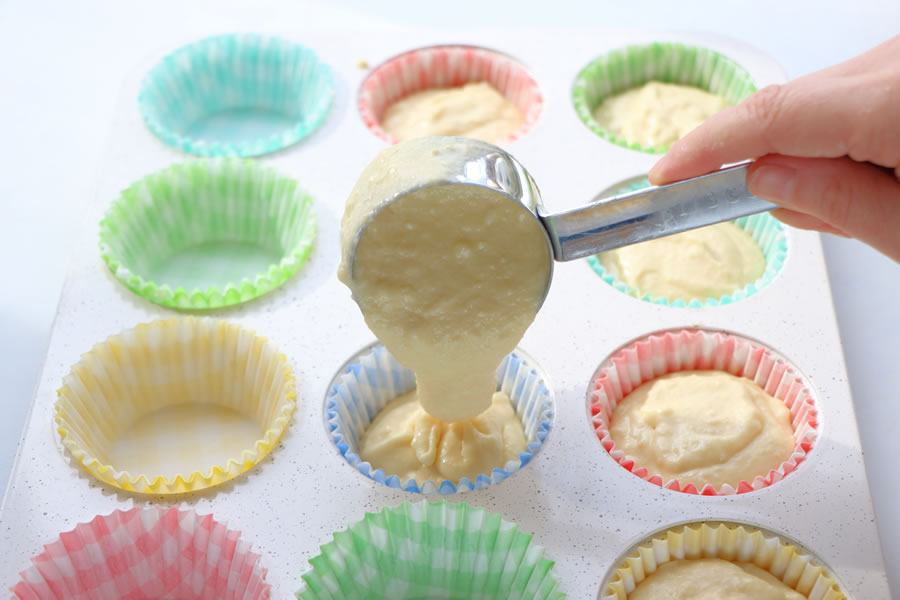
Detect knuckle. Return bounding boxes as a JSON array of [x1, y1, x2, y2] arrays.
[[741, 84, 787, 136], [818, 170, 853, 228]]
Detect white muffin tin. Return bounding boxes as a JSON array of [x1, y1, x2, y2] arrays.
[[0, 29, 890, 598]]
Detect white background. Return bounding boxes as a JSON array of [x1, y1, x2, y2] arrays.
[[1, 0, 897, 591]]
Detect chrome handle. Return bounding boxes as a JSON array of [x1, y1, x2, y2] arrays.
[[539, 163, 776, 261]]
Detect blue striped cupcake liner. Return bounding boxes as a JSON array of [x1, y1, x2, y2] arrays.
[[586, 176, 788, 308], [139, 33, 335, 157], [325, 343, 554, 494]]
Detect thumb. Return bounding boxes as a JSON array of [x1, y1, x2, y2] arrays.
[[747, 155, 900, 262]]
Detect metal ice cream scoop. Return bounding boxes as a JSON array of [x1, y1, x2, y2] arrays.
[[347, 137, 775, 307]]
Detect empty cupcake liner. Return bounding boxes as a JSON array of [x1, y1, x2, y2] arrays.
[[325, 342, 554, 494], [55, 317, 296, 494], [585, 175, 787, 308], [139, 33, 335, 157], [572, 42, 756, 153], [11, 506, 269, 600], [602, 521, 845, 600], [358, 44, 543, 144], [298, 500, 564, 599], [99, 159, 316, 309], [589, 328, 818, 495]]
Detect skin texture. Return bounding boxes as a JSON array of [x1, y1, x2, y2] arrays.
[[649, 35, 900, 262]]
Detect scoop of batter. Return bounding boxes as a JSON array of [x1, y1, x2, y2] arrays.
[[609, 371, 795, 489], [629, 559, 805, 600], [338, 137, 551, 422], [358, 390, 526, 484]]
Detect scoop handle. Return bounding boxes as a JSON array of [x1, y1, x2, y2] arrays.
[[539, 163, 777, 261]]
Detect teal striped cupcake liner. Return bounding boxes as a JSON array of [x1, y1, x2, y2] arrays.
[[325, 342, 554, 494], [99, 159, 316, 309], [139, 33, 335, 157], [298, 500, 565, 599], [586, 176, 787, 308], [572, 42, 756, 154]]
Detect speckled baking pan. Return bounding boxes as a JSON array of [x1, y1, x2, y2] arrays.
[[0, 29, 888, 599]]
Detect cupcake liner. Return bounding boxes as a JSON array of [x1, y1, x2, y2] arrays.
[[589, 328, 818, 495], [139, 33, 334, 157], [298, 500, 564, 599], [585, 175, 787, 308], [99, 159, 316, 309], [602, 521, 845, 600], [358, 45, 543, 144], [11, 506, 269, 600], [572, 42, 756, 153], [325, 342, 554, 494], [55, 317, 296, 494]]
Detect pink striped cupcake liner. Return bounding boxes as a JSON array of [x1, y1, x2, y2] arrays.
[[358, 45, 543, 144], [11, 506, 269, 600], [589, 328, 818, 496]]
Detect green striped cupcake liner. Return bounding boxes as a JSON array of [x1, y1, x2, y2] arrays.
[[139, 33, 335, 157], [586, 176, 787, 308], [572, 42, 756, 154], [99, 159, 316, 309], [298, 500, 565, 599]]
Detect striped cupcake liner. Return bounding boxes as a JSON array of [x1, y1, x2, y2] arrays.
[[325, 342, 554, 494], [12, 506, 269, 599], [55, 317, 296, 494], [602, 521, 845, 600], [358, 44, 543, 144], [588, 328, 818, 495], [585, 175, 787, 308], [139, 33, 334, 157], [99, 159, 316, 310], [299, 500, 564, 599], [572, 42, 756, 154]]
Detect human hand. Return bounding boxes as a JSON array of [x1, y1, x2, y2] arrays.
[[649, 35, 900, 262]]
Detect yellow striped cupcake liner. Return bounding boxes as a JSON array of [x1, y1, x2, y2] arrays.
[[602, 522, 845, 600], [55, 317, 296, 494]]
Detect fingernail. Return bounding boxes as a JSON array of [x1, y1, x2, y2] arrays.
[[748, 165, 795, 203]]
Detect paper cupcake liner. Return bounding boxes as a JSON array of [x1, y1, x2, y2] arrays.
[[585, 175, 787, 308], [12, 506, 269, 600], [298, 500, 564, 599], [139, 33, 334, 157], [572, 42, 756, 153], [55, 317, 296, 494], [589, 328, 818, 495], [325, 342, 554, 494], [602, 521, 845, 600], [99, 159, 316, 309], [358, 44, 543, 144]]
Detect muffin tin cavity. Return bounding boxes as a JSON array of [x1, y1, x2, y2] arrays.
[[586, 175, 788, 308], [99, 159, 316, 309], [358, 44, 543, 144], [324, 342, 554, 494], [54, 317, 296, 494], [588, 328, 818, 495], [601, 521, 846, 600], [572, 42, 756, 153], [139, 33, 335, 157]]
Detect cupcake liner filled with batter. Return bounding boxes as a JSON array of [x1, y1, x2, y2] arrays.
[[602, 521, 845, 600], [358, 45, 543, 144], [298, 500, 564, 599], [572, 42, 756, 153], [589, 328, 818, 495], [325, 342, 554, 494], [54, 317, 296, 494], [586, 176, 787, 308], [11, 506, 270, 600], [139, 33, 335, 157], [99, 159, 316, 309]]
